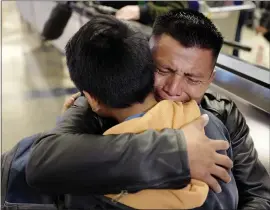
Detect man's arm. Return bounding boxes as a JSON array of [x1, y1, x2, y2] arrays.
[[202, 91, 270, 209], [26, 96, 232, 194], [227, 103, 270, 209], [27, 131, 190, 194], [26, 97, 190, 194]]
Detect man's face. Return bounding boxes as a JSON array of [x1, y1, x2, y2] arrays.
[[150, 34, 216, 103]]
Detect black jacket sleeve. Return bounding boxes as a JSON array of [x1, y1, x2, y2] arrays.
[[225, 102, 270, 210], [202, 91, 270, 210], [26, 97, 190, 194]]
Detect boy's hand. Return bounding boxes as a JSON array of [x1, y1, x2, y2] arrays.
[[182, 114, 233, 193], [62, 92, 81, 114]]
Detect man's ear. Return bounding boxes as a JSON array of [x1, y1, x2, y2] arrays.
[[209, 70, 216, 83], [83, 91, 99, 112]]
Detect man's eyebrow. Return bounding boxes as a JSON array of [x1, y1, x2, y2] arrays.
[[184, 72, 204, 78], [158, 65, 176, 72]]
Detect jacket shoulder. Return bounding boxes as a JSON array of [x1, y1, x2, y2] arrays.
[[201, 90, 248, 142], [201, 89, 235, 124]]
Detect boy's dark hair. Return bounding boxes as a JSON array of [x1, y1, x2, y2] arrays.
[[152, 9, 224, 60], [65, 15, 154, 108]]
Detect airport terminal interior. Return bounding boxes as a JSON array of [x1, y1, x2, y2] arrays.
[[2, 0, 270, 176]]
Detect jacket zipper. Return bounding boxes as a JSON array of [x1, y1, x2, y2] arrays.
[[111, 190, 128, 203]]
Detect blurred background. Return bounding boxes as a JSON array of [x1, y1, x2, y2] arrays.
[[1, 1, 270, 172]]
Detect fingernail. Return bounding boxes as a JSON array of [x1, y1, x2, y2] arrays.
[[227, 177, 231, 183], [201, 114, 209, 126], [217, 186, 222, 193]]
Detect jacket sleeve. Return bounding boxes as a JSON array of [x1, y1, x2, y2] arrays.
[[202, 91, 270, 209], [26, 97, 190, 194], [139, 1, 187, 25], [225, 102, 270, 210]]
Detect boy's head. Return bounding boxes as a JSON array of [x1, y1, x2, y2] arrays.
[[65, 15, 155, 116]]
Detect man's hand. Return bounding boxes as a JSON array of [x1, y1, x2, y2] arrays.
[[182, 114, 233, 193], [61, 92, 81, 113], [115, 5, 140, 21]]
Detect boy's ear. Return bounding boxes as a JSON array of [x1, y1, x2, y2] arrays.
[[83, 91, 100, 112]]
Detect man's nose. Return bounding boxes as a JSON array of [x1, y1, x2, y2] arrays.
[[163, 75, 183, 96]]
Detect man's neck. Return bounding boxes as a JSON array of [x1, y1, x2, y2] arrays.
[[111, 94, 157, 122]]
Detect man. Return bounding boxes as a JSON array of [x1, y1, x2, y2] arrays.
[[26, 9, 270, 209], [41, 1, 186, 42]]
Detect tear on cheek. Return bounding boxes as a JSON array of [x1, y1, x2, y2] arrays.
[[154, 75, 165, 86]]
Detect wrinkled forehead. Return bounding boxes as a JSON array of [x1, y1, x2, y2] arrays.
[[150, 34, 215, 75]]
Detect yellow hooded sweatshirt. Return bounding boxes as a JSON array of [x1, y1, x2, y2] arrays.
[[103, 100, 209, 209]]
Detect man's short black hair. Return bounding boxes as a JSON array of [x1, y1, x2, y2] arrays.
[[65, 15, 154, 108], [152, 9, 224, 60]]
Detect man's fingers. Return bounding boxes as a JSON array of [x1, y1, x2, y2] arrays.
[[211, 140, 230, 151], [205, 175, 222, 193], [71, 92, 81, 100], [63, 92, 81, 110], [214, 153, 233, 169], [210, 165, 231, 183], [64, 98, 74, 107], [189, 114, 209, 130]]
